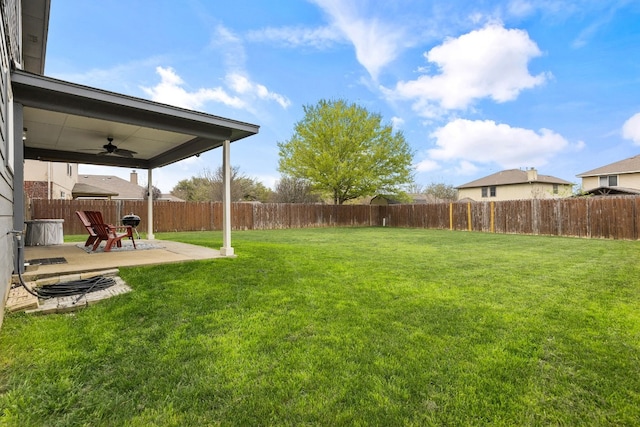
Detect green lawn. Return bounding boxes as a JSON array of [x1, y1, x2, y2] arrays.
[[1, 228, 639, 426]]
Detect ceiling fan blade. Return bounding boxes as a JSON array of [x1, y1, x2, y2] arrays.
[[114, 148, 136, 157]]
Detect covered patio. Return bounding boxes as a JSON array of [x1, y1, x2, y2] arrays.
[[12, 69, 260, 272]]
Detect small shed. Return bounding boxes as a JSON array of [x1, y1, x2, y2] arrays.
[[370, 195, 402, 206]]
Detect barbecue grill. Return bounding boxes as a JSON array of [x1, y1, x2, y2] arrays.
[[122, 214, 141, 238]]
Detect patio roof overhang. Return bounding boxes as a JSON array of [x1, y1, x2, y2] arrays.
[[11, 69, 260, 169]]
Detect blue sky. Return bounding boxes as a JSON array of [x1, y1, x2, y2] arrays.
[[45, 0, 640, 193]]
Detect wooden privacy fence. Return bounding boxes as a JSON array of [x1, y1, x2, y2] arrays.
[[29, 196, 640, 240]]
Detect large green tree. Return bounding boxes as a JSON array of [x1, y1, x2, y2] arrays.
[[278, 99, 414, 204]]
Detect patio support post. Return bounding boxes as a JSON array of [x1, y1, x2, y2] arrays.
[[147, 169, 155, 240], [220, 139, 234, 256]]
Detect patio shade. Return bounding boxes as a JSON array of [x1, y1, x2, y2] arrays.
[[11, 69, 259, 169]]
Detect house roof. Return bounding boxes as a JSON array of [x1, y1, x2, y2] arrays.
[[159, 193, 185, 202], [75, 175, 185, 201], [576, 154, 640, 177], [71, 182, 119, 199], [76, 175, 147, 200], [456, 169, 572, 189]]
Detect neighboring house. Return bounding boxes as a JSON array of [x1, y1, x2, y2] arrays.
[[24, 159, 78, 199], [456, 168, 573, 201], [24, 164, 183, 201], [576, 154, 640, 194], [75, 171, 183, 201]]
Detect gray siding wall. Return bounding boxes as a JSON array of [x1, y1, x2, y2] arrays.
[[0, 2, 18, 329]]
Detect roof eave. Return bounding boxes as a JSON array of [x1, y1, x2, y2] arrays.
[[11, 70, 259, 141]]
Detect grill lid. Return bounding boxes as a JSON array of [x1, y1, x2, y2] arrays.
[[122, 214, 141, 227]]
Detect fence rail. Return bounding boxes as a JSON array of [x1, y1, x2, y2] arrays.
[[29, 196, 640, 240]]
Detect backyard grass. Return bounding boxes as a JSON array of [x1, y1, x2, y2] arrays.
[[1, 227, 639, 426]]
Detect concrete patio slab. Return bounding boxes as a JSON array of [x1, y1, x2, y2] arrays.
[[19, 240, 227, 281]]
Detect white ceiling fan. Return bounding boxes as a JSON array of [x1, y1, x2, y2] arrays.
[[91, 137, 137, 158]]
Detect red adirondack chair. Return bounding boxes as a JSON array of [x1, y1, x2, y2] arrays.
[[83, 211, 136, 252], [76, 210, 99, 248]]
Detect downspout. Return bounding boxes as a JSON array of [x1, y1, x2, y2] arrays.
[[13, 102, 25, 273]]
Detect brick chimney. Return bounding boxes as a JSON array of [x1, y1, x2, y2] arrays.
[[130, 170, 138, 185], [527, 168, 538, 181]]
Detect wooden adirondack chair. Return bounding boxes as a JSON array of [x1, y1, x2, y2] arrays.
[[84, 211, 136, 252], [76, 210, 99, 247]]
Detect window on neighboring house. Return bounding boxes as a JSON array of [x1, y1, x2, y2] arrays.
[[599, 175, 618, 187], [67, 163, 73, 176], [60, 191, 66, 199], [481, 186, 497, 197], [553, 184, 558, 194]]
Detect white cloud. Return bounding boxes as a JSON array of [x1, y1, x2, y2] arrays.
[[226, 73, 291, 108], [246, 25, 342, 49], [391, 116, 405, 129], [210, 25, 247, 72], [455, 160, 479, 175], [205, 25, 291, 109], [428, 119, 569, 169], [571, 2, 629, 48], [622, 113, 640, 145], [141, 66, 246, 110], [388, 24, 548, 116], [51, 56, 168, 94], [507, 0, 535, 18], [141, 66, 290, 111], [310, 0, 410, 80], [415, 158, 440, 172]]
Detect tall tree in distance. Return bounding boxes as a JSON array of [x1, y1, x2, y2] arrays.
[[278, 99, 414, 204], [170, 166, 272, 202], [424, 182, 458, 201], [273, 176, 320, 203], [142, 185, 162, 200], [171, 177, 211, 201]]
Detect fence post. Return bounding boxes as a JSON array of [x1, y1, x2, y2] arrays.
[[490, 201, 495, 233], [530, 199, 535, 235], [467, 202, 472, 231], [449, 203, 453, 231]]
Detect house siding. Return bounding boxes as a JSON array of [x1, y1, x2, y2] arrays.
[[458, 182, 572, 201], [24, 159, 78, 199], [581, 174, 640, 191], [0, 0, 20, 329]]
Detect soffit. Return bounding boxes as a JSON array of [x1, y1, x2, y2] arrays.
[[21, 0, 50, 74]]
